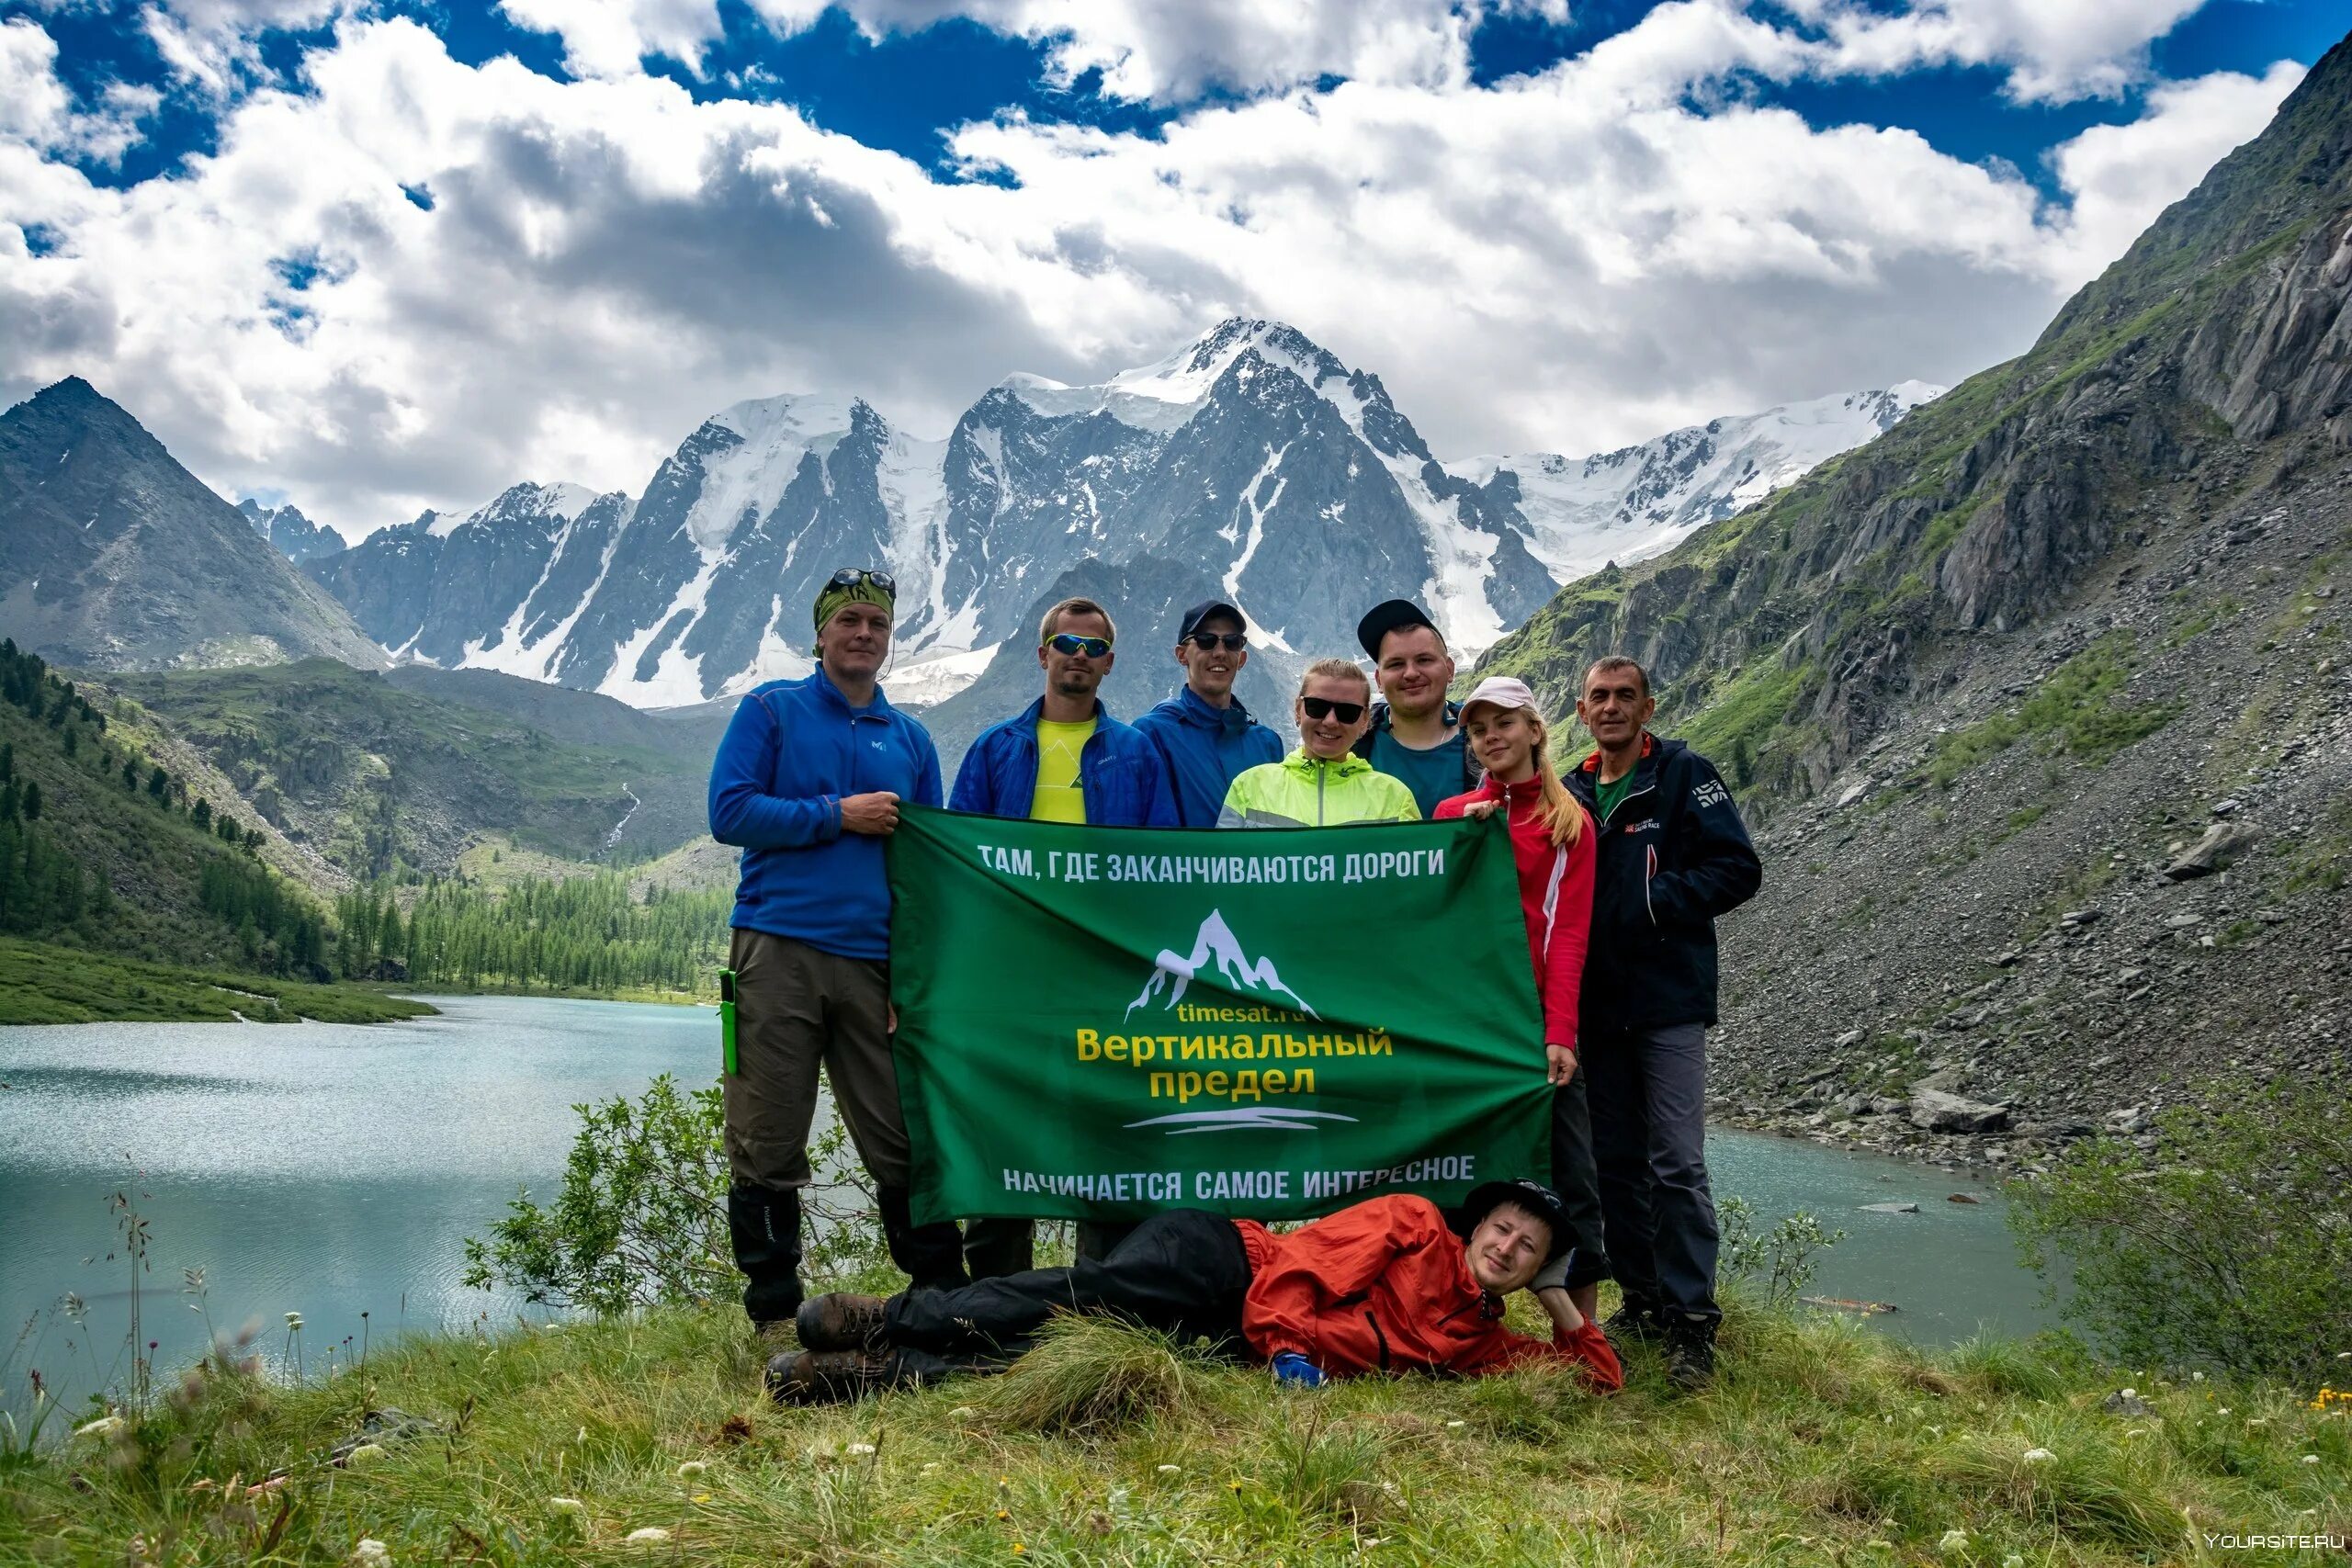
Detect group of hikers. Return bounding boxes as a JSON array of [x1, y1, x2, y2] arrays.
[[706, 568, 1762, 1403]]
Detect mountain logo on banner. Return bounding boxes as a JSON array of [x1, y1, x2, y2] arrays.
[[1125, 908, 1317, 1021]]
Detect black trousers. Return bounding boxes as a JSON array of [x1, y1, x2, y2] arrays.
[[1587, 1021, 1721, 1325], [1552, 1066, 1613, 1291], [884, 1209, 1253, 1358]]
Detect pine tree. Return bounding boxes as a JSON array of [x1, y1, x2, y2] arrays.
[[191, 798, 212, 829], [21, 781, 41, 822]]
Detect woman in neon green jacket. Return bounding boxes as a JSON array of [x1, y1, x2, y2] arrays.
[[1217, 660, 1422, 828]]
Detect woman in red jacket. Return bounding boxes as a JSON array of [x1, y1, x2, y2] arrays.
[[1433, 676, 1610, 1326]]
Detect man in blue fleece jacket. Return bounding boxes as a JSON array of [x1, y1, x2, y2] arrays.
[[1133, 599, 1283, 828], [707, 569, 966, 1330]]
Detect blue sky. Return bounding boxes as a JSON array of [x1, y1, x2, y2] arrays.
[[0, 0, 2340, 534], [16, 0, 2342, 195]]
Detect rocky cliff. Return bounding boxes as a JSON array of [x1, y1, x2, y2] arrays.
[[1476, 29, 2352, 1169]]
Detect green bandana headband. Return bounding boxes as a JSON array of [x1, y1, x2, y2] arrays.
[[813, 578, 893, 633]]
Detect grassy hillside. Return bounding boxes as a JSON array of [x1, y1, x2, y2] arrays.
[[4, 1303, 2344, 1564], [106, 660, 710, 878], [0, 939, 432, 1024], [0, 640, 331, 978]]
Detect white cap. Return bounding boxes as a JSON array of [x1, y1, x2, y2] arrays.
[[1458, 675, 1539, 722]]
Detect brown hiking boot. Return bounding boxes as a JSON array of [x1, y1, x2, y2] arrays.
[[766, 1348, 892, 1404], [795, 1292, 888, 1352]]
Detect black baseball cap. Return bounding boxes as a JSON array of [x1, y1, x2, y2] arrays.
[[1178, 599, 1246, 642], [1453, 1179, 1571, 1262], [1356, 598, 1438, 660]]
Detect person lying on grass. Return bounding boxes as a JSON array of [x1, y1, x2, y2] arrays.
[[767, 1179, 1625, 1402]]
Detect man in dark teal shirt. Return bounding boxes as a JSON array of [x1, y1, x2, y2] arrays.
[[1350, 598, 1478, 817]]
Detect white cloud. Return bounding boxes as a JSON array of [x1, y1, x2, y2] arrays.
[[1794, 0, 2210, 104], [0, 5, 2309, 543], [2046, 60, 2306, 280], [0, 16, 161, 164], [496, 0, 722, 79], [140, 0, 351, 96]]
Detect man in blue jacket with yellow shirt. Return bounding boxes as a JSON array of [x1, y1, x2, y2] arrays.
[[1133, 599, 1283, 827], [707, 568, 967, 1332], [949, 593, 1177, 1275]]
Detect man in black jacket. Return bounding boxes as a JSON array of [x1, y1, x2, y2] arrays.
[[1566, 655, 1761, 1391]]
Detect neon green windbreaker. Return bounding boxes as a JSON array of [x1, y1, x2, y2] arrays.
[[1216, 749, 1422, 829]]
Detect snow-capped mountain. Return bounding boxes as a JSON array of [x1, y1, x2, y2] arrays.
[[294, 321, 1940, 708], [237, 498, 345, 565], [1446, 383, 1945, 583]]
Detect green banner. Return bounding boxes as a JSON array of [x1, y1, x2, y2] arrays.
[[886, 805, 1548, 1225]]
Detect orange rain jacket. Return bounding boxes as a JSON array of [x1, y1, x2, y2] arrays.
[[1233, 1195, 1623, 1388]]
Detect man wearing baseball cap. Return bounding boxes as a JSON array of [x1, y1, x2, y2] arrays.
[[1133, 600, 1283, 829], [770, 1178, 1623, 1402], [707, 568, 967, 1334], [1567, 655, 1762, 1392], [1351, 599, 1480, 818]]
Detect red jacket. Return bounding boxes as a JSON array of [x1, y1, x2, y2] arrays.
[[1233, 1196, 1623, 1387], [1434, 777, 1597, 1048]]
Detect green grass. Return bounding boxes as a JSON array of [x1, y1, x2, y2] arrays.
[[1928, 637, 2180, 790], [0, 937, 436, 1024], [6, 1302, 2345, 1565]]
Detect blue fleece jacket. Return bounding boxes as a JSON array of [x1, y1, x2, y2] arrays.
[[1133, 685, 1283, 828], [707, 665, 943, 962], [948, 696, 1179, 827]]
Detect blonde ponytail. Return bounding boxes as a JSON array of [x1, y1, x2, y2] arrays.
[[1527, 716, 1586, 849]]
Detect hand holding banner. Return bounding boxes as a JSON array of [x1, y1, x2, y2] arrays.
[[885, 807, 1548, 1226]]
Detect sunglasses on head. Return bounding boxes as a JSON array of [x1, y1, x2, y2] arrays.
[[827, 567, 896, 595], [1186, 630, 1247, 652], [1299, 696, 1365, 724], [1046, 632, 1113, 658]]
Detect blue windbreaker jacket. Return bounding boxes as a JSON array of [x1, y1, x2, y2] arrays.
[[1132, 686, 1283, 828], [707, 665, 943, 962], [948, 696, 1179, 828]]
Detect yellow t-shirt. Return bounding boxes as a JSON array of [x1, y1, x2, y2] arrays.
[[1030, 717, 1096, 824]]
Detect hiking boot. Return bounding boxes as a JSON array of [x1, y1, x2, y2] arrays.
[[765, 1347, 989, 1405], [1601, 1299, 1662, 1348], [766, 1348, 894, 1405], [1662, 1317, 1717, 1393], [796, 1292, 888, 1353]]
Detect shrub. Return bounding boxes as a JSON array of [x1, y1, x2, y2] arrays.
[[2008, 1074, 2352, 1383], [1719, 1195, 1846, 1308], [460, 1075, 890, 1315]]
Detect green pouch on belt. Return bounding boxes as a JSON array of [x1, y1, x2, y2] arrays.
[[718, 968, 739, 1076]]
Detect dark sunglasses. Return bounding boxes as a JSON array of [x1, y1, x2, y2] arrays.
[[1299, 696, 1365, 724], [1186, 631, 1247, 652], [827, 567, 896, 596], [1046, 633, 1113, 658]]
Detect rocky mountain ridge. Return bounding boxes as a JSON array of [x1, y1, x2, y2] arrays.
[[281, 321, 1934, 708], [1475, 28, 2352, 1167], [0, 378, 384, 672]]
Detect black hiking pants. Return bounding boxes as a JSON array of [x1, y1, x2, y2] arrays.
[[883, 1209, 1254, 1359]]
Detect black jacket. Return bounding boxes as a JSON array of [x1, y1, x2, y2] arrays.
[[1565, 732, 1761, 1031]]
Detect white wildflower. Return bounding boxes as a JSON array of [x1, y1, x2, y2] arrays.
[[674, 1461, 707, 1480], [2021, 1448, 2055, 1463], [1443, 1420, 1465, 1430], [2190, 1371, 2205, 1382], [546, 1498, 587, 1517], [73, 1416, 124, 1441], [1156, 1464, 1181, 1475], [624, 1527, 672, 1545], [1939, 1529, 1969, 1554], [947, 1406, 976, 1420], [2246, 1416, 2268, 1427], [348, 1540, 390, 1568], [286, 1312, 304, 1327], [344, 1444, 389, 1466], [921, 1462, 942, 1473], [2004, 1558, 2025, 1568], [2119, 1387, 2136, 1400], [845, 1442, 876, 1457], [2302, 1454, 2321, 1465]]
